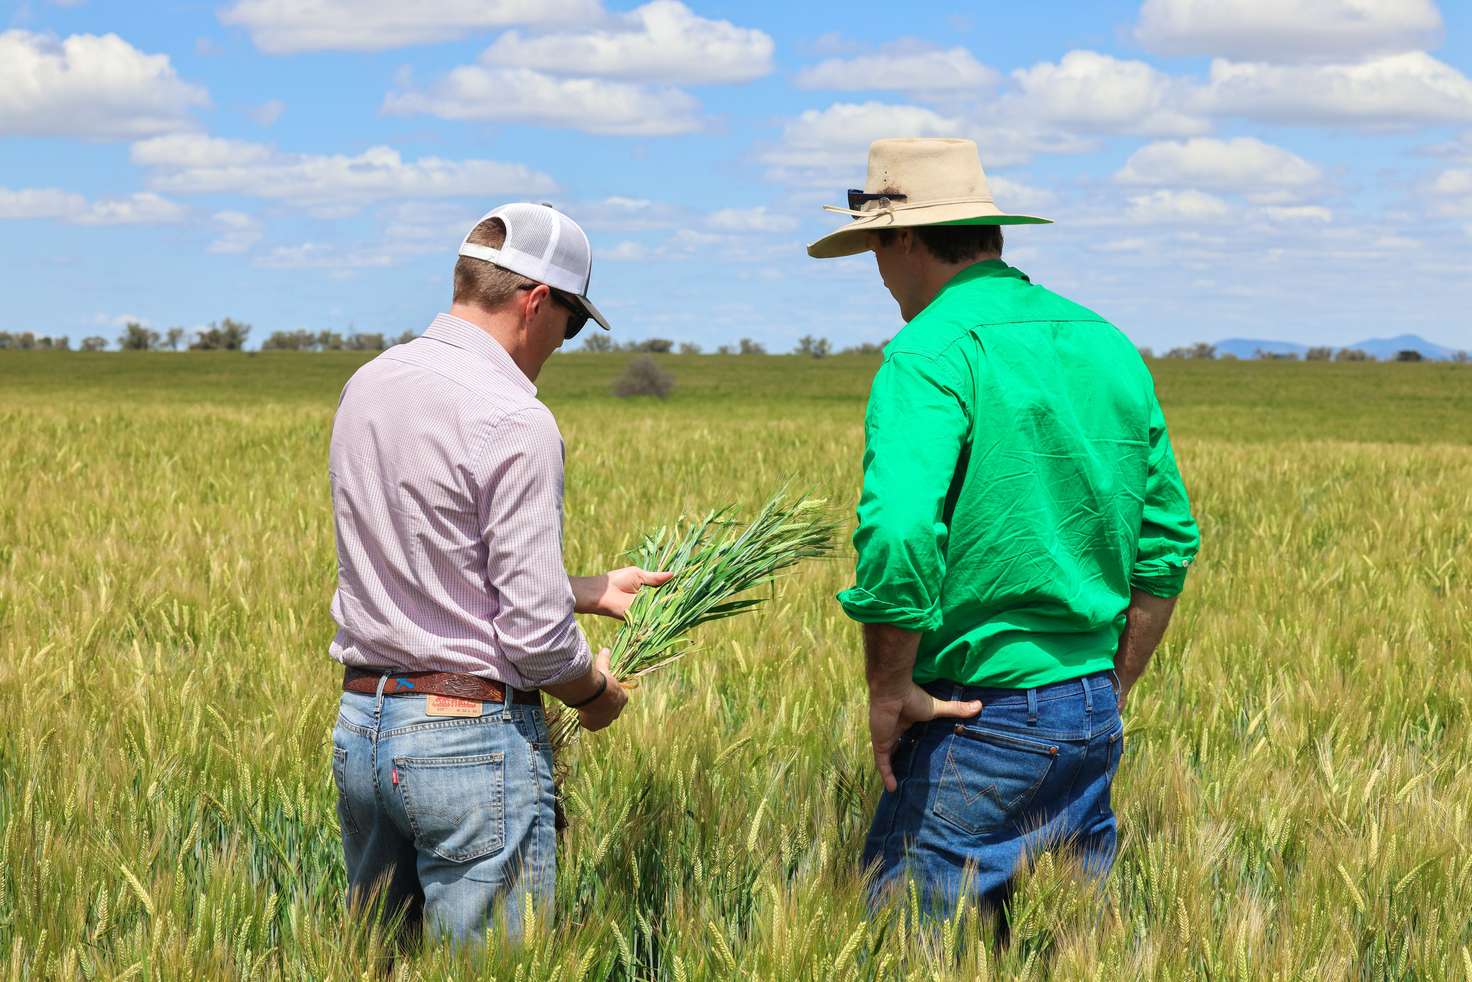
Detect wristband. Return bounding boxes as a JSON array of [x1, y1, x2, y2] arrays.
[[565, 672, 608, 710]]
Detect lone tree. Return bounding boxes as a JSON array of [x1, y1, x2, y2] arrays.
[[738, 338, 767, 355], [612, 355, 675, 399], [795, 335, 832, 358], [1306, 346, 1333, 361], [1394, 349, 1424, 362], [580, 333, 613, 352], [81, 336, 108, 352], [164, 327, 185, 351], [191, 318, 251, 350], [119, 322, 160, 351], [678, 342, 702, 355], [1335, 348, 1369, 362], [263, 330, 318, 351]]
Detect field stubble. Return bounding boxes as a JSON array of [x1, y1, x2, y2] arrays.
[[0, 353, 1469, 979]]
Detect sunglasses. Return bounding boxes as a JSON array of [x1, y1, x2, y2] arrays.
[[549, 289, 589, 341], [520, 283, 590, 340], [847, 189, 908, 211]]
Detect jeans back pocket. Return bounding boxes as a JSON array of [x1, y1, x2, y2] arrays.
[[933, 726, 1059, 837], [395, 752, 506, 863], [331, 745, 361, 839]]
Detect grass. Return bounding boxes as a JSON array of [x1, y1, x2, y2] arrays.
[[1, 351, 1470, 978]]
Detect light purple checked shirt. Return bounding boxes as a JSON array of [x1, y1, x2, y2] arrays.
[[327, 313, 592, 689]]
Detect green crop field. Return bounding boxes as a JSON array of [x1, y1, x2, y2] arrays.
[[1, 352, 1470, 979]]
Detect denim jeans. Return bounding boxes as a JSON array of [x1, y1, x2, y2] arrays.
[[862, 670, 1123, 918], [331, 681, 556, 946]]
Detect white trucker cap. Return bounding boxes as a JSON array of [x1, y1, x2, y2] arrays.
[[457, 202, 611, 331]]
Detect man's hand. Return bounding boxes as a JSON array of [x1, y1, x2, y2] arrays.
[[869, 682, 981, 793], [570, 567, 674, 620], [574, 648, 628, 732]]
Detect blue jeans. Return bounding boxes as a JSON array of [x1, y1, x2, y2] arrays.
[[862, 671, 1123, 918], [331, 682, 556, 946]]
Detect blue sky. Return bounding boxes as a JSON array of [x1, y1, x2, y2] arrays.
[[2, 0, 1470, 352]]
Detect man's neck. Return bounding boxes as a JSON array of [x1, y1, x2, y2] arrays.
[[448, 302, 540, 381], [908, 253, 1001, 321]]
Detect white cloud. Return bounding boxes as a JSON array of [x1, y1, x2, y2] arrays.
[[1429, 168, 1472, 216], [604, 241, 649, 261], [247, 98, 285, 126], [208, 210, 263, 253], [130, 133, 558, 214], [1115, 138, 1322, 192], [219, 0, 598, 54], [254, 243, 400, 270], [707, 206, 798, 232], [384, 66, 699, 136], [1199, 53, 1472, 127], [986, 176, 1057, 214], [1260, 205, 1333, 223], [761, 100, 1087, 190], [796, 43, 999, 94], [72, 192, 187, 225], [761, 101, 963, 186], [1125, 189, 1233, 224], [0, 30, 207, 140], [0, 186, 186, 224], [131, 133, 272, 168], [1011, 50, 1208, 137], [0, 187, 85, 220], [483, 1, 773, 84], [567, 195, 682, 230], [1135, 0, 1442, 62]]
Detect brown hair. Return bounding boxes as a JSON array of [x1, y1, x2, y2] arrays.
[[452, 217, 535, 311], [875, 224, 1003, 264]]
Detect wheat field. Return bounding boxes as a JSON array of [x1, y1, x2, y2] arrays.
[[1, 352, 1469, 979]]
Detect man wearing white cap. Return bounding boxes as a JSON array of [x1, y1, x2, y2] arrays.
[[327, 203, 670, 945], [812, 140, 1200, 922]]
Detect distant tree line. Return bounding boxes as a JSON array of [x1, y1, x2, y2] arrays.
[[575, 334, 888, 357], [1, 320, 420, 352], [1139, 342, 1466, 363]]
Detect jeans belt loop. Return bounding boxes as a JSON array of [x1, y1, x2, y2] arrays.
[[1026, 687, 1039, 725], [1083, 674, 1093, 714], [372, 673, 390, 741], [500, 677, 515, 721]]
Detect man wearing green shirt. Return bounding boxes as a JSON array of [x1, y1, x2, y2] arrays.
[[809, 138, 1200, 918]]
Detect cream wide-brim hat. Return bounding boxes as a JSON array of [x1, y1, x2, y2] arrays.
[[807, 138, 1051, 259]]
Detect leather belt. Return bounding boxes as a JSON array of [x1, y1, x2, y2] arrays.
[[343, 666, 540, 706]]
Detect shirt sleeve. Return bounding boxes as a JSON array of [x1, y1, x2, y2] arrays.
[[837, 351, 971, 632], [477, 407, 592, 688], [1131, 390, 1200, 598]]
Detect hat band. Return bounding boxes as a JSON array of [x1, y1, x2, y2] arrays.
[[823, 194, 1000, 219]]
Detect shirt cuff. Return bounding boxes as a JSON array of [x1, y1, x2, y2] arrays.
[[521, 629, 593, 688], [1130, 561, 1191, 599], [836, 586, 942, 633]]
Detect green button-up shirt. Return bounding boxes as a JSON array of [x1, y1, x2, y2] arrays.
[[837, 260, 1200, 689]]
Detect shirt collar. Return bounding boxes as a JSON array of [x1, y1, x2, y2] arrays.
[[943, 259, 1030, 292], [422, 313, 537, 396]]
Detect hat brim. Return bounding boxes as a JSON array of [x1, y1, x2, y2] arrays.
[[807, 207, 1052, 260], [570, 292, 611, 331]]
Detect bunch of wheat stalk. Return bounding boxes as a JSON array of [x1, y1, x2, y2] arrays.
[[549, 491, 839, 767]]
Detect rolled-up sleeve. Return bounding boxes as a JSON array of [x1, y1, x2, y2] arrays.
[[837, 352, 970, 632], [478, 407, 591, 687], [1131, 392, 1200, 598]]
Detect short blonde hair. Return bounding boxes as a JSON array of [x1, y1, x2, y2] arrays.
[[452, 217, 534, 311]]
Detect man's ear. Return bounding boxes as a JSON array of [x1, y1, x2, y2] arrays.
[[522, 283, 548, 324]]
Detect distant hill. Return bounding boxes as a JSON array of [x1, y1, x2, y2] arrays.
[[1345, 334, 1458, 361], [1213, 333, 1460, 361]]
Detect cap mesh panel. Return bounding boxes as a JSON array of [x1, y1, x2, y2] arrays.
[[549, 217, 588, 284]]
